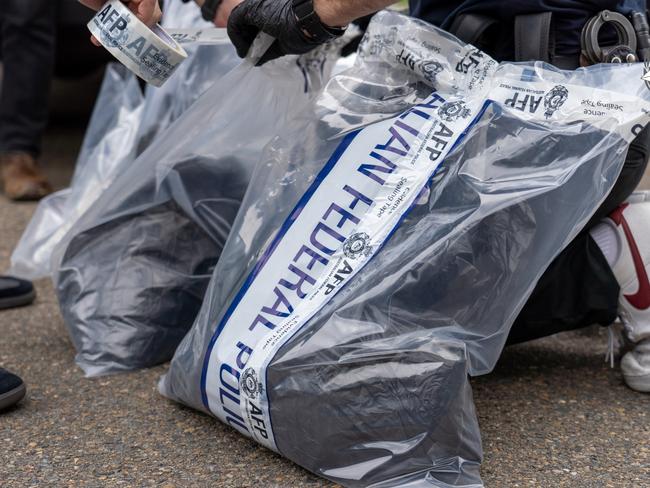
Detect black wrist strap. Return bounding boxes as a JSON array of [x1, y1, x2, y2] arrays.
[[292, 0, 345, 43], [201, 0, 222, 22]]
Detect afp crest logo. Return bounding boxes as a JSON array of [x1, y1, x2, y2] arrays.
[[438, 101, 471, 122], [241, 368, 263, 399], [420, 61, 444, 85], [343, 232, 373, 260], [543, 85, 569, 119]]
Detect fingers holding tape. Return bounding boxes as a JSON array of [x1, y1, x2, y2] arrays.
[[88, 0, 187, 86]]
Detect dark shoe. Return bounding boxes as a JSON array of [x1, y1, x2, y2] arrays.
[[0, 368, 26, 411], [0, 276, 35, 309], [0, 152, 53, 201]]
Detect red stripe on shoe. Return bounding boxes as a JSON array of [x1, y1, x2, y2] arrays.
[[611, 203, 650, 310]]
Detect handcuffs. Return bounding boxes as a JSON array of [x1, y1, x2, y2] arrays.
[[580, 10, 649, 64]]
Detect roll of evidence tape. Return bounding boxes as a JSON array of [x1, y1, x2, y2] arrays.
[[88, 0, 188, 87]]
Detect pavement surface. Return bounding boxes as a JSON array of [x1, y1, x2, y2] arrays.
[[1, 124, 649, 488]]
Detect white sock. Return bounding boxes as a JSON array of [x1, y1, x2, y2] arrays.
[[589, 221, 621, 268]]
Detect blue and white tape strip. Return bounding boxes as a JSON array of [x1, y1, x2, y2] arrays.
[[199, 90, 490, 450]]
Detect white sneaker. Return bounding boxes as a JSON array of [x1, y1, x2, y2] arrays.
[[606, 202, 650, 392], [621, 340, 650, 392]]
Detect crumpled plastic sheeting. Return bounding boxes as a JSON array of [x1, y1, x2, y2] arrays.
[[8, 0, 239, 280], [160, 11, 650, 487], [8, 64, 143, 279], [54, 36, 347, 377]]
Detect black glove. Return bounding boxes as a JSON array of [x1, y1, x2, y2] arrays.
[[228, 0, 344, 65]]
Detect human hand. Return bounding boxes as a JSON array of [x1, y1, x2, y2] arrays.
[[228, 0, 342, 64]]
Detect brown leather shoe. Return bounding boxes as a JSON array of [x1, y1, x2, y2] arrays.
[[0, 152, 53, 201]]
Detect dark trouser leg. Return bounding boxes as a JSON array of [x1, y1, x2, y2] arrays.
[[0, 0, 57, 158], [507, 234, 620, 345], [507, 126, 650, 345]]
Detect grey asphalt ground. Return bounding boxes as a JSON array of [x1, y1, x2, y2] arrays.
[[1, 124, 649, 487]]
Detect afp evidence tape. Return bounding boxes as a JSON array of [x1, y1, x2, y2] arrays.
[[88, 0, 196, 87]]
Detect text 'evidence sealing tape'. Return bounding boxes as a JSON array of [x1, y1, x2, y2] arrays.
[[88, 0, 230, 87]]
